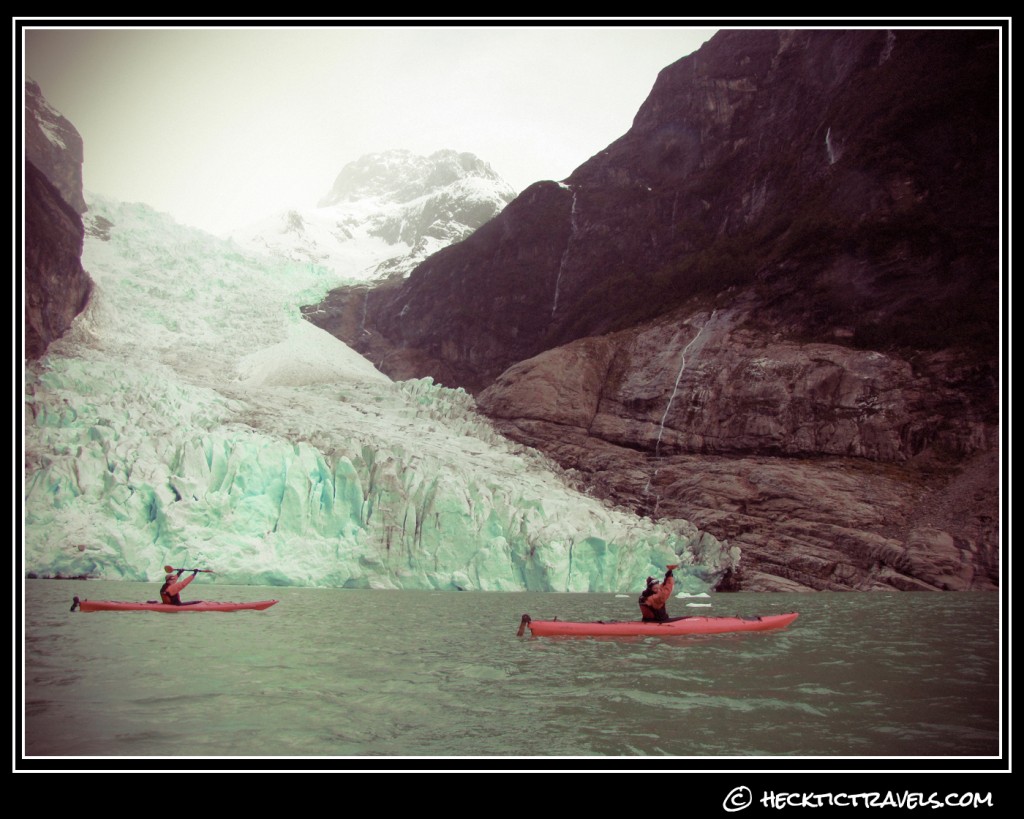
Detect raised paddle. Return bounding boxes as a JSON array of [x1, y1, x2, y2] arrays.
[[164, 565, 215, 573]]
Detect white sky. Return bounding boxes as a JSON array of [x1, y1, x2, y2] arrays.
[[23, 23, 717, 235]]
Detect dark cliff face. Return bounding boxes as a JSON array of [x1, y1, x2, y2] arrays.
[[23, 80, 93, 360], [312, 29, 998, 395], [25, 79, 88, 215], [307, 29, 1001, 591], [24, 161, 92, 360]]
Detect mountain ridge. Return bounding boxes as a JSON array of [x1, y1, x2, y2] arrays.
[[304, 29, 1001, 591], [230, 148, 516, 281]]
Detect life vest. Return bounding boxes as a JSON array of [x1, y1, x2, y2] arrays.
[[159, 581, 182, 605], [638, 585, 660, 621], [159, 571, 194, 605], [638, 575, 673, 622]]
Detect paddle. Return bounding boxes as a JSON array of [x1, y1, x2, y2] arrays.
[[164, 564, 215, 574]]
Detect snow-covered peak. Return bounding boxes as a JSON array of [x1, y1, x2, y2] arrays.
[[228, 149, 517, 282], [317, 148, 511, 208]]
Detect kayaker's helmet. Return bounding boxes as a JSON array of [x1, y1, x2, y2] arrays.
[[646, 576, 657, 587]]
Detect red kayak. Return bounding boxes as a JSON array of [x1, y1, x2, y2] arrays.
[[71, 596, 278, 613], [518, 611, 798, 637]]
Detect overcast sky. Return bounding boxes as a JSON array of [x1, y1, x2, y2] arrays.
[[23, 23, 717, 235]]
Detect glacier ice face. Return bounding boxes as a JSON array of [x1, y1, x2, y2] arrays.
[[23, 195, 737, 592]]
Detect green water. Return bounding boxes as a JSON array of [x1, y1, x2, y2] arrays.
[[21, 581, 1001, 762]]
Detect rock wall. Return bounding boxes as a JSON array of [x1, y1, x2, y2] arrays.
[[477, 309, 999, 591], [25, 79, 87, 215], [24, 161, 92, 360]]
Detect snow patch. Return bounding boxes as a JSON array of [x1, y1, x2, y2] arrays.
[[236, 320, 389, 387]]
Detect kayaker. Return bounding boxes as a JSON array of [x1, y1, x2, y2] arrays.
[[639, 564, 679, 622], [160, 568, 198, 605]]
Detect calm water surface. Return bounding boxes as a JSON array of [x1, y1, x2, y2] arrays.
[[22, 581, 1000, 761]]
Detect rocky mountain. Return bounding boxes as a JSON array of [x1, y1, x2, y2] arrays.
[[24, 80, 93, 360], [305, 29, 1001, 592], [229, 149, 516, 282], [25, 79, 87, 215]]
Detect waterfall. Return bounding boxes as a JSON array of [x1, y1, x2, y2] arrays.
[[642, 310, 718, 515], [880, 30, 896, 65], [551, 191, 579, 317], [653, 310, 716, 457], [641, 468, 662, 518], [825, 127, 838, 165]]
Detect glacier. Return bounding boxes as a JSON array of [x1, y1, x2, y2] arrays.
[[23, 195, 738, 592]]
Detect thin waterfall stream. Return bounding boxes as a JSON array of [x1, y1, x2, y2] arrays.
[[551, 190, 579, 317], [643, 310, 719, 512]]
